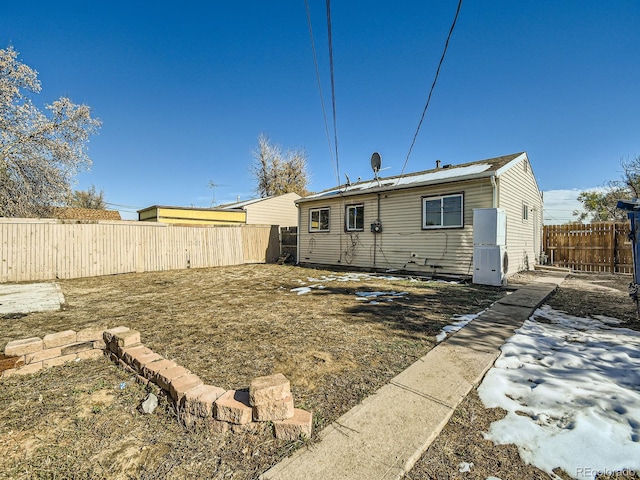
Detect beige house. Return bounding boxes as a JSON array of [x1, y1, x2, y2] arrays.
[[296, 152, 543, 279], [220, 192, 300, 227]]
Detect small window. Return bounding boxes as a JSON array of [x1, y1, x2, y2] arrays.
[[309, 207, 330, 232], [422, 194, 463, 229], [522, 203, 529, 221], [346, 204, 364, 231]]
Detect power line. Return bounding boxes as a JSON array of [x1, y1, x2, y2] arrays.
[[105, 202, 143, 210], [325, 0, 340, 182], [304, 0, 339, 185], [400, 0, 463, 177]]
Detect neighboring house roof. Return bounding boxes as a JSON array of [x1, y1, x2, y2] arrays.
[[218, 192, 301, 210], [297, 152, 530, 203], [138, 205, 243, 213], [52, 207, 122, 220]]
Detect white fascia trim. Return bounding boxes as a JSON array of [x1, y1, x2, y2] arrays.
[[494, 152, 528, 177]]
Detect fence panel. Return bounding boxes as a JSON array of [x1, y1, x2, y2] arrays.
[[544, 222, 632, 273], [0, 219, 278, 283], [280, 226, 298, 262]]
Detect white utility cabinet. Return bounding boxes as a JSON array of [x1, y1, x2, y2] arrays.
[[473, 208, 506, 246], [473, 245, 508, 286]]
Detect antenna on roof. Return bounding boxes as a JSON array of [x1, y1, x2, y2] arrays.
[[208, 179, 228, 207], [344, 173, 351, 187], [371, 152, 382, 186]]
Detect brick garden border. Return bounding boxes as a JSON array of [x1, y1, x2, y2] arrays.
[[1, 327, 312, 440]]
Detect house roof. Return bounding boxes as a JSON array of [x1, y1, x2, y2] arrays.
[[218, 192, 301, 210], [297, 152, 528, 203], [137, 205, 243, 213], [52, 207, 122, 220]]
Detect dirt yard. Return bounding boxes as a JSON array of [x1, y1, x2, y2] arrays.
[[2, 266, 637, 480], [0, 264, 506, 480]]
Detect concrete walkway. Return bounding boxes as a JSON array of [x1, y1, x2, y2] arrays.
[[262, 273, 568, 480]]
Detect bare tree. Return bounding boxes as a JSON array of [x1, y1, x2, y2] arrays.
[[574, 156, 640, 223], [0, 46, 101, 217], [250, 134, 310, 197], [67, 184, 106, 209]]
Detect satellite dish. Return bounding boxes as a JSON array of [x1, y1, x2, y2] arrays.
[[371, 152, 381, 174]]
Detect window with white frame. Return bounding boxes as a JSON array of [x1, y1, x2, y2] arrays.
[[309, 207, 330, 232], [522, 202, 529, 221], [422, 193, 463, 229], [345, 204, 364, 231]]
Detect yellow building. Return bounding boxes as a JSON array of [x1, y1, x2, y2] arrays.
[[137, 205, 246, 226]]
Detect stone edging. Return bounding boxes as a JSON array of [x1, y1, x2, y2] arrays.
[[1, 327, 105, 376], [1, 326, 313, 441]]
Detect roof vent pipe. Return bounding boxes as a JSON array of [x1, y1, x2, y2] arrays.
[[435, 159, 441, 169]]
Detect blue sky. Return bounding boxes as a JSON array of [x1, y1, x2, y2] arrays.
[[2, 1, 639, 221]]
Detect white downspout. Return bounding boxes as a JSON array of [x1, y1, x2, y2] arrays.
[[491, 175, 498, 208], [296, 203, 301, 265]]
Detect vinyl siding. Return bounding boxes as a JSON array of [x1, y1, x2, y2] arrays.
[[298, 178, 494, 275], [245, 193, 300, 227], [496, 156, 543, 273]]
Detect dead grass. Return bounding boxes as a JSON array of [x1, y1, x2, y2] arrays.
[[0, 264, 505, 479], [405, 271, 640, 480]]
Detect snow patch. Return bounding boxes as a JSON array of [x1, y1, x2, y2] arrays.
[[478, 305, 640, 478], [355, 290, 408, 305], [436, 312, 481, 342], [290, 287, 312, 295]]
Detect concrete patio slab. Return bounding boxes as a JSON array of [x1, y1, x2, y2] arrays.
[[0, 283, 64, 315]]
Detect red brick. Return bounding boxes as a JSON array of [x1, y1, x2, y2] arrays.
[[76, 327, 106, 342], [77, 349, 105, 361], [103, 326, 130, 344], [120, 345, 152, 365], [169, 374, 203, 402], [5, 362, 43, 377], [43, 330, 76, 348], [253, 395, 294, 422], [181, 384, 226, 417], [135, 374, 150, 386], [214, 390, 253, 425], [118, 357, 136, 374], [43, 353, 77, 368], [273, 409, 313, 441], [114, 330, 141, 348], [61, 342, 94, 356], [156, 365, 191, 391], [249, 373, 291, 406], [25, 347, 62, 364], [142, 359, 177, 380], [4, 337, 43, 356], [133, 352, 163, 372]]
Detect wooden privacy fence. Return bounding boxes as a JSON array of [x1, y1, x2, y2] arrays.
[[280, 226, 298, 263], [0, 219, 280, 283], [543, 222, 633, 274]]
